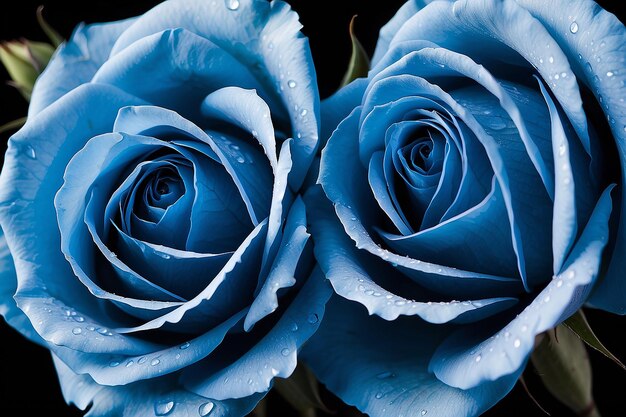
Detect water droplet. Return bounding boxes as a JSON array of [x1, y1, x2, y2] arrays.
[[569, 21, 579, 33], [267, 42, 274, 50], [236, 156, 246, 163], [225, 0, 239, 11], [514, 338, 521, 348], [73, 316, 85, 322], [97, 328, 109, 335], [109, 361, 120, 367], [607, 71, 615, 77], [23, 144, 36, 159], [394, 300, 406, 306], [151, 358, 161, 366], [126, 360, 134, 367], [375, 392, 385, 399], [421, 410, 428, 416], [307, 313, 319, 324], [179, 342, 190, 350], [548, 56, 554, 64], [155, 400, 175, 416], [376, 371, 394, 379], [86, 325, 96, 331], [138, 356, 147, 364], [199, 401, 214, 416], [554, 73, 560, 80], [72, 327, 82, 335], [290, 322, 299, 332], [539, 58, 544, 64], [281, 348, 290, 356], [566, 270, 576, 279], [247, 378, 254, 385], [475, 354, 482, 363], [287, 80, 297, 88], [544, 295, 551, 303], [521, 325, 528, 332], [300, 109, 308, 117], [364, 289, 375, 296], [504, 331, 511, 339], [556, 279, 563, 288]]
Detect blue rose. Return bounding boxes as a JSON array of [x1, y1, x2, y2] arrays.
[[0, 0, 330, 415], [305, 0, 625, 416]]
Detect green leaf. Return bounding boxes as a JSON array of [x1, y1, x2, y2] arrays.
[[0, 116, 27, 135], [531, 324, 601, 417], [564, 309, 626, 371], [36, 6, 64, 48], [340, 15, 370, 88], [273, 363, 330, 415], [0, 39, 54, 100]]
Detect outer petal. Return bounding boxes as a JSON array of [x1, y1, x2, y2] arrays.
[[29, 17, 136, 117], [371, 0, 435, 66], [302, 295, 519, 417], [430, 185, 615, 389], [52, 354, 262, 417], [0, 84, 148, 352], [110, 0, 320, 188], [320, 77, 368, 145], [513, 0, 626, 314], [0, 228, 41, 344]]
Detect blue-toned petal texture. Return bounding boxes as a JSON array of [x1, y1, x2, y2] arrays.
[[0, 1, 322, 416], [308, 0, 624, 416]]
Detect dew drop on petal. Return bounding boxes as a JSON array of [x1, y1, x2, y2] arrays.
[[475, 354, 482, 363], [421, 410, 428, 416], [151, 358, 161, 366], [180, 342, 190, 350], [225, 0, 239, 10], [155, 400, 175, 416], [569, 21, 579, 33], [109, 361, 120, 368], [514, 338, 521, 348], [23, 144, 36, 159], [287, 80, 297, 88], [199, 402, 215, 416], [281, 348, 290, 356], [607, 71, 615, 77], [126, 360, 134, 367], [307, 313, 319, 324], [72, 327, 82, 335]]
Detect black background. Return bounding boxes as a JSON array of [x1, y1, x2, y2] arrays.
[[1, 1, 625, 416]]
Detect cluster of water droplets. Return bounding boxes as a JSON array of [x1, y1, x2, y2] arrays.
[[153, 399, 215, 416]]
